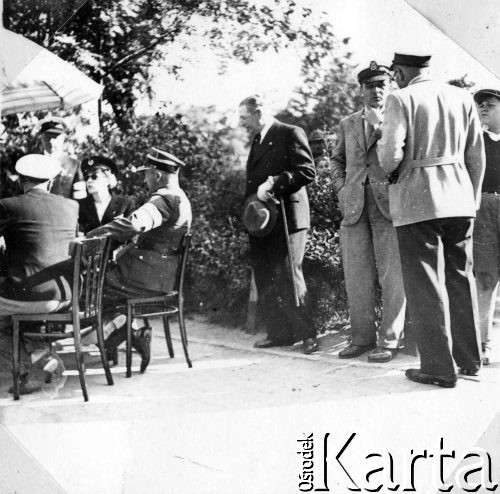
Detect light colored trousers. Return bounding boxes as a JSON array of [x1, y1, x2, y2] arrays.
[[340, 184, 406, 348], [0, 297, 67, 374], [473, 192, 500, 344]]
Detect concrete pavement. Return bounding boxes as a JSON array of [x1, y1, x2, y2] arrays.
[[0, 309, 499, 493]]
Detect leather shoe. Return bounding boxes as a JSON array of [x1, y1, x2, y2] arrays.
[[368, 347, 397, 363], [8, 374, 42, 395], [458, 367, 480, 377], [338, 342, 376, 359], [405, 368, 457, 388], [302, 338, 319, 354], [133, 327, 152, 374], [254, 337, 295, 349]]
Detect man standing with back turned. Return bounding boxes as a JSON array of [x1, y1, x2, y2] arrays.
[[378, 53, 485, 387], [239, 95, 318, 354]]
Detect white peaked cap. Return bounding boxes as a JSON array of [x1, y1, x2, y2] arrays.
[[15, 154, 62, 180]]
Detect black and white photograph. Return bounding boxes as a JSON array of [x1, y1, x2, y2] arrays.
[[0, 0, 499, 492]]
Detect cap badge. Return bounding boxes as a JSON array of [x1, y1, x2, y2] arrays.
[[370, 61, 378, 71]]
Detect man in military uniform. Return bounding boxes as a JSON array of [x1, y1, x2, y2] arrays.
[[331, 61, 406, 362], [87, 147, 192, 372], [0, 154, 79, 394], [38, 117, 87, 200]]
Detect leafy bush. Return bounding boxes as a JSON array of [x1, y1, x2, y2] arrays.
[[0, 109, 349, 331]]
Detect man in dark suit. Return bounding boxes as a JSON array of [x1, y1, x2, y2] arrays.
[[239, 94, 318, 354], [0, 154, 79, 394], [38, 117, 87, 200], [87, 147, 192, 372]]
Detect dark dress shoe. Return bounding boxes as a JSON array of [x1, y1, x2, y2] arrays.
[[254, 337, 295, 349], [368, 347, 397, 363], [303, 338, 319, 354], [338, 342, 376, 359], [104, 326, 127, 365], [405, 369, 457, 388], [458, 367, 480, 377], [133, 327, 152, 374]]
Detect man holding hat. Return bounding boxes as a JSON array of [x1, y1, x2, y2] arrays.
[[239, 94, 318, 354], [378, 53, 485, 387], [38, 117, 87, 200], [331, 61, 406, 362], [0, 154, 79, 394], [473, 88, 500, 365], [86, 147, 192, 372]]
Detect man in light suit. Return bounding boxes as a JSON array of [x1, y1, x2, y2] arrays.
[[332, 62, 406, 362], [378, 53, 485, 387], [239, 95, 318, 354]]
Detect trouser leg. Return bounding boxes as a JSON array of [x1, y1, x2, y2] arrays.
[[443, 218, 482, 371], [340, 208, 377, 345], [473, 193, 500, 344], [367, 185, 406, 348], [250, 227, 314, 342], [397, 220, 456, 376]]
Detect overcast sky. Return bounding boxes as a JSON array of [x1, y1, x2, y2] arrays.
[[138, 0, 500, 116]]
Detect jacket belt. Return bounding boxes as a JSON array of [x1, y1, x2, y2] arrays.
[[404, 154, 460, 168]]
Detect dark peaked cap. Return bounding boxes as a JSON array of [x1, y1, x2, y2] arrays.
[[138, 147, 185, 172], [391, 53, 431, 69], [474, 88, 500, 104], [81, 156, 118, 176], [38, 117, 68, 135], [358, 61, 391, 83]]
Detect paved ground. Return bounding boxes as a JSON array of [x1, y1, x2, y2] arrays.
[[0, 304, 499, 494]]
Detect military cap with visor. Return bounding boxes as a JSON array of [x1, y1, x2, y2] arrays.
[[38, 117, 68, 135], [15, 154, 62, 180], [137, 147, 185, 172], [390, 53, 431, 70], [473, 89, 500, 105], [81, 156, 118, 176], [358, 61, 391, 84]]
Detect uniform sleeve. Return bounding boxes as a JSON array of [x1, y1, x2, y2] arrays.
[[72, 161, 87, 200], [272, 126, 316, 198], [86, 194, 173, 240], [330, 120, 347, 193], [464, 98, 486, 209], [377, 93, 407, 173]]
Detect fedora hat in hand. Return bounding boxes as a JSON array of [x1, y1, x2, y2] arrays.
[[242, 193, 278, 237]]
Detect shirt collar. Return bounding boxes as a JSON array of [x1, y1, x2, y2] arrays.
[[484, 127, 500, 141], [258, 118, 274, 143]]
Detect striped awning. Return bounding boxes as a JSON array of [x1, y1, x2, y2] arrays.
[[1, 28, 103, 115]]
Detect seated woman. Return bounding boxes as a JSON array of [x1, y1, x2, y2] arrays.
[[78, 156, 139, 356], [78, 156, 135, 234]]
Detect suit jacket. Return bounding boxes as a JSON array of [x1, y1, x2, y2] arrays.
[[0, 189, 78, 301], [331, 110, 391, 225], [50, 153, 86, 200], [88, 184, 192, 294], [378, 75, 485, 226], [245, 119, 315, 231], [78, 193, 135, 234]]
